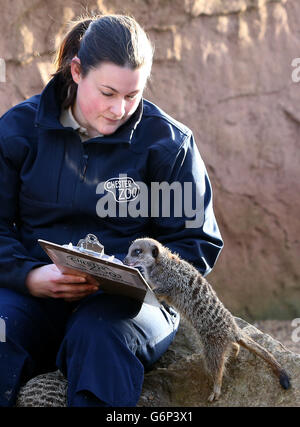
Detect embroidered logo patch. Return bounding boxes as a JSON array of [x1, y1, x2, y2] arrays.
[[104, 176, 140, 202]]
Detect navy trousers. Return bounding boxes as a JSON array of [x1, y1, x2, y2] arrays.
[[0, 288, 180, 407]]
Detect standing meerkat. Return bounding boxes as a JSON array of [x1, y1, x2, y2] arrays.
[[124, 237, 291, 402]]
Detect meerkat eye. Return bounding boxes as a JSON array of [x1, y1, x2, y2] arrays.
[[132, 248, 142, 257], [152, 246, 159, 258]]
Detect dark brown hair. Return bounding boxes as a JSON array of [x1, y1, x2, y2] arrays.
[[53, 14, 154, 109]]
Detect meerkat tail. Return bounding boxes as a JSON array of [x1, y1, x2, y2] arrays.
[[237, 333, 290, 390]]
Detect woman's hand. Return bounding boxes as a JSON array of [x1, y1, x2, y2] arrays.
[[26, 264, 100, 301]]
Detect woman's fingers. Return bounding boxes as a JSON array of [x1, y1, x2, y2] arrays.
[[50, 283, 99, 298], [26, 264, 100, 299]]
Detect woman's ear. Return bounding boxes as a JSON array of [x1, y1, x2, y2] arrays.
[[70, 57, 82, 84], [152, 245, 159, 258]]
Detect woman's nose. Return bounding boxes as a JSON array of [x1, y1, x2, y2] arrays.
[[110, 98, 126, 118]]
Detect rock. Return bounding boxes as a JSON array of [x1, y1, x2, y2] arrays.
[[16, 317, 300, 407], [16, 370, 67, 407]]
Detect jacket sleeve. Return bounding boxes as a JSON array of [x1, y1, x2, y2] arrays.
[[149, 133, 223, 276], [0, 134, 47, 294]]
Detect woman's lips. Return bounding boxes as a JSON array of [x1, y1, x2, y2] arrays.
[[104, 117, 120, 123]]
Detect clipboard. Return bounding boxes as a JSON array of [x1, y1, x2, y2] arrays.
[[38, 238, 159, 307]]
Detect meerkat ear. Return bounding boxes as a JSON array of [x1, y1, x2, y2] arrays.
[[152, 245, 159, 258]]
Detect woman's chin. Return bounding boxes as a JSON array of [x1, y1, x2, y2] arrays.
[[89, 122, 121, 136]]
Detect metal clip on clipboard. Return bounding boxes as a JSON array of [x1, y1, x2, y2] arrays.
[[77, 234, 104, 256], [76, 234, 119, 263], [62, 234, 122, 264]]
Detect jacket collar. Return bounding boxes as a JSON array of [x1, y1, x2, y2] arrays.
[[35, 75, 143, 144]]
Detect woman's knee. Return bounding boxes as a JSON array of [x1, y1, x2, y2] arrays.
[[63, 294, 180, 368]]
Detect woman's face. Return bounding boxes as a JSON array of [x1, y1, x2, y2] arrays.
[[70, 61, 148, 137]]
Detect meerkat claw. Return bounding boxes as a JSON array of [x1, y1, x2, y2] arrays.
[[208, 391, 220, 402]]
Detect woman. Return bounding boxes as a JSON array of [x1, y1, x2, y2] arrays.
[[0, 14, 223, 406]]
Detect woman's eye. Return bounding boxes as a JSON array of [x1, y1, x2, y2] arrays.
[[100, 91, 137, 100]]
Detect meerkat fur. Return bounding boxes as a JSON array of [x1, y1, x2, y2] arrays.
[[124, 237, 291, 402]]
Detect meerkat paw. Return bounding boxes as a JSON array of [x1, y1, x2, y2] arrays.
[[207, 386, 221, 402]]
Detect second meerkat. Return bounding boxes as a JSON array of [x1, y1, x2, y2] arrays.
[[124, 237, 290, 402]]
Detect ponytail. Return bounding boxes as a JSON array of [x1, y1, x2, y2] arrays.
[[53, 17, 93, 109]]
